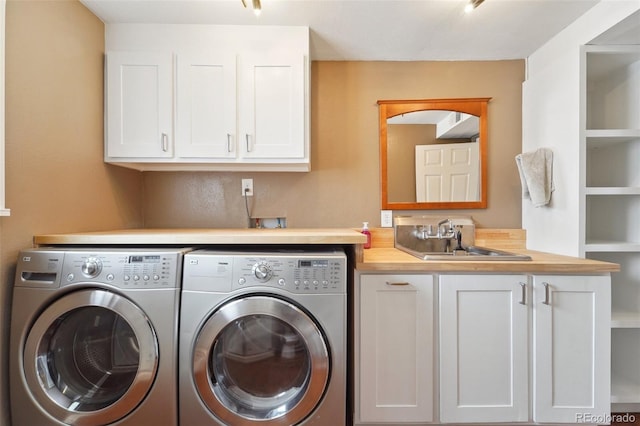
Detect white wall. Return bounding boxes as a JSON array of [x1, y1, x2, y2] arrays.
[[522, 0, 640, 256]]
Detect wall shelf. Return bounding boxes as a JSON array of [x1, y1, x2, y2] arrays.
[[585, 187, 640, 195], [612, 311, 640, 328], [583, 43, 640, 412]]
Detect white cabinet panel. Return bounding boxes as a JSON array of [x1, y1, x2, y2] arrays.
[[106, 52, 173, 158], [358, 274, 434, 423], [533, 275, 611, 423], [104, 26, 309, 171], [238, 54, 305, 159], [439, 274, 529, 423], [176, 53, 236, 159]]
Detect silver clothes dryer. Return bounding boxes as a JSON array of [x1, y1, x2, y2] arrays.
[[179, 248, 347, 426], [9, 248, 189, 426]]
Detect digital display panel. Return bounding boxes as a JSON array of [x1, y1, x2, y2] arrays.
[[129, 255, 161, 263], [298, 259, 329, 268]]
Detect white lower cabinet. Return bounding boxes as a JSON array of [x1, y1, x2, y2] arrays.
[[439, 274, 529, 423], [357, 274, 435, 424], [356, 272, 611, 425], [531, 275, 611, 423], [440, 274, 611, 424]]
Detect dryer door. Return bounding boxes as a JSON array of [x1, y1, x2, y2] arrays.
[[23, 289, 159, 426], [193, 295, 330, 426]]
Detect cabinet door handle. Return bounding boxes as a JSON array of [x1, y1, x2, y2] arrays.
[[227, 133, 232, 153], [542, 282, 551, 305], [519, 282, 526, 305], [161, 133, 168, 152], [245, 134, 251, 152], [385, 281, 409, 286]]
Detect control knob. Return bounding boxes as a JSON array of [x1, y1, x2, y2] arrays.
[[81, 257, 103, 278], [252, 261, 273, 282]]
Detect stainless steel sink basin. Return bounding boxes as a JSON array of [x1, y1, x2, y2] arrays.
[[397, 245, 532, 261], [393, 215, 532, 261]]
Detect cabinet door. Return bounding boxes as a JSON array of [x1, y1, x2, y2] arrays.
[[238, 53, 306, 160], [440, 274, 529, 423], [533, 275, 611, 423], [358, 274, 434, 423], [175, 53, 237, 159], [106, 52, 173, 158]]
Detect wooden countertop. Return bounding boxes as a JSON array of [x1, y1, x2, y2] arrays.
[[355, 228, 619, 273], [33, 227, 619, 273], [33, 228, 367, 246], [357, 247, 619, 273]]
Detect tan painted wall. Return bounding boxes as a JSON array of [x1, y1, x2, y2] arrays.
[[144, 60, 525, 229], [0, 1, 141, 423], [0, 5, 524, 422]]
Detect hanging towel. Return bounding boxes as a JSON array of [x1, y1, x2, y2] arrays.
[[515, 148, 554, 207]]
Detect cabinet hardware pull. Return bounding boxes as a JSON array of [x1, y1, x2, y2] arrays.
[[161, 133, 168, 152], [519, 282, 526, 305], [227, 133, 232, 153], [543, 282, 551, 305], [246, 134, 251, 152], [385, 281, 409, 286]]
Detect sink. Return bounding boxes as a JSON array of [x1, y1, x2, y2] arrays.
[[397, 245, 532, 261], [393, 215, 531, 261]]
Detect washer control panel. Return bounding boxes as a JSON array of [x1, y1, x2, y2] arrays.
[[238, 254, 345, 293], [183, 249, 347, 294]]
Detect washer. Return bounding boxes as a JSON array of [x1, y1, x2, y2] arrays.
[[180, 248, 347, 426], [9, 247, 189, 426]]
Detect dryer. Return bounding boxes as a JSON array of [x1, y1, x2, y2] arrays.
[[179, 248, 347, 426], [9, 248, 189, 426]]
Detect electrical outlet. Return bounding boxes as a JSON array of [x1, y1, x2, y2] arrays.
[[241, 179, 254, 196], [381, 210, 393, 227]]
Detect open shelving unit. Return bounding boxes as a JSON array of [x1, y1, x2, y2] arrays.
[[581, 43, 640, 410]]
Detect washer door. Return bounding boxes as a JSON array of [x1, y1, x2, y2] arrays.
[[23, 289, 159, 426], [193, 295, 330, 426]]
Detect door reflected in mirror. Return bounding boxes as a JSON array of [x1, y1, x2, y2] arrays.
[[379, 98, 490, 210]]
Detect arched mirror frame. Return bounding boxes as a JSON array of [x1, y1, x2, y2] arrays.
[[379, 97, 491, 210]]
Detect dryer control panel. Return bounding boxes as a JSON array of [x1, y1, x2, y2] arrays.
[[62, 250, 185, 289], [15, 248, 189, 289], [183, 249, 347, 294]]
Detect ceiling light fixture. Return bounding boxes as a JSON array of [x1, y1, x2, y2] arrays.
[[241, 0, 261, 16], [464, 0, 484, 13]]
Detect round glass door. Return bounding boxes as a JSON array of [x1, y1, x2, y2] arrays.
[[193, 295, 330, 426], [23, 289, 159, 426]]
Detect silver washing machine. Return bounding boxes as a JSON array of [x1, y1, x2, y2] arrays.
[[180, 248, 347, 426], [9, 247, 189, 426]]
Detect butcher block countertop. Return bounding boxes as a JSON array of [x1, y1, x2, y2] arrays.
[[33, 228, 367, 246], [357, 247, 619, 273], [33, 227, 618, 273], [356, 228, 619, 273]]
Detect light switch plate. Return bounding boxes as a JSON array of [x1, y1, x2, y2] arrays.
[[381, 210, 393, 227]]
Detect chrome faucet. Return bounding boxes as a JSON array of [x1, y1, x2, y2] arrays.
[[437, 219, 456, 239]]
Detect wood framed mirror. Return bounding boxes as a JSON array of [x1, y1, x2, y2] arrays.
[[379, 98, 490, 210]]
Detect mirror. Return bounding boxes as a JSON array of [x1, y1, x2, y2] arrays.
[[379, 98, 490, 210]]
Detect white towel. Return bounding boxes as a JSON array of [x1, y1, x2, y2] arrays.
[[515, 148, 554, 207]]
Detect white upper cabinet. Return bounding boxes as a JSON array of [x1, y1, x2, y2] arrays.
[[104, 25, 310, 172], [106, 52, 174, 159], [175, 53, 236, 159], [237, 53, 305, 160]]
